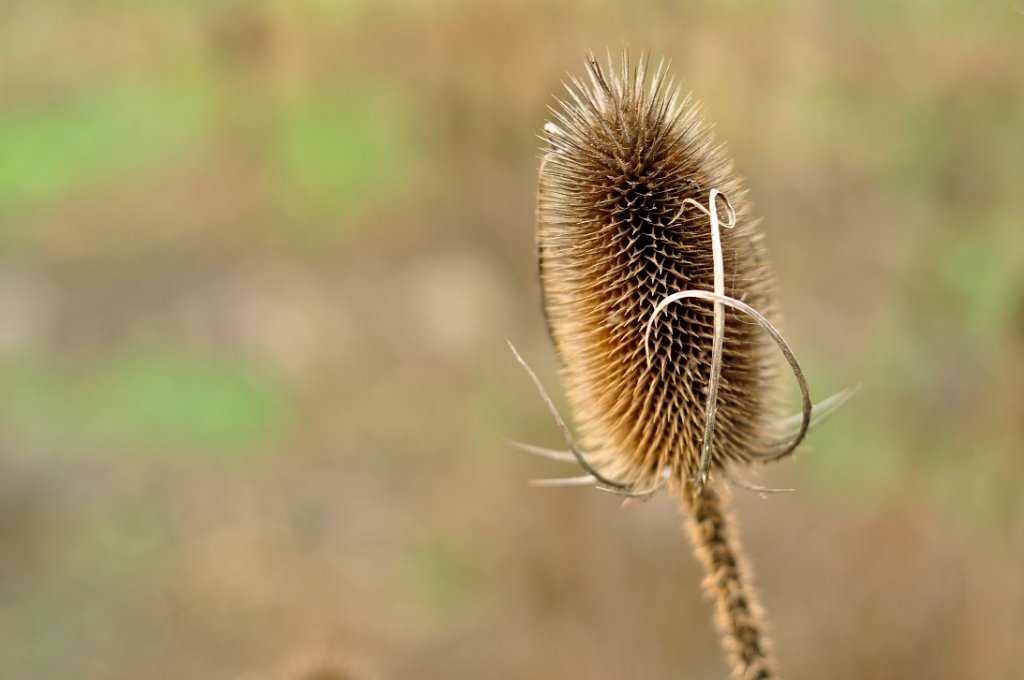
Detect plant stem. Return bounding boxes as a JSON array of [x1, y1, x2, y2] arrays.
[[682, 482, 779, 680]]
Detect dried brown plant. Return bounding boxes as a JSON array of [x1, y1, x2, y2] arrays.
[[276, 647, 364, 680], [274, 645, 374, 680], [512, 49, 850, 679]]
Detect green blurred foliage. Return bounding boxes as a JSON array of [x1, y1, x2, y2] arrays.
[[270, 85, 415, 224], [0, 79, 213, 219], [1, 346, 287, 457]]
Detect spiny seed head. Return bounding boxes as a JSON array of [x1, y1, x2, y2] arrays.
[[538, 50, 780, 489]]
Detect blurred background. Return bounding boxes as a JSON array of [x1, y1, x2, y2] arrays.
[[0, 1, 1022, 678]]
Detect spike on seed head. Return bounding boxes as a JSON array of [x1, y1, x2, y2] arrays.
[[538, 49, 780, 490]]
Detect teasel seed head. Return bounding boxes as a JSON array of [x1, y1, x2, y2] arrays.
[[538, 49, 780, 490]]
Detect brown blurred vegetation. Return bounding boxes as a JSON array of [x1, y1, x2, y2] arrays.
[[0, 1, 1022, 678]]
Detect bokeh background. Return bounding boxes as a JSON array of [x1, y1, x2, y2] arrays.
[[1, 1, 1022, 678]]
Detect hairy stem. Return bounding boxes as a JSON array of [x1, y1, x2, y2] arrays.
[[682, 483, 778, 680]]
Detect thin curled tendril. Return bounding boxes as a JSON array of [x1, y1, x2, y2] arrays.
[[644, 188, 811, 488], [507, 340, 632, 490]]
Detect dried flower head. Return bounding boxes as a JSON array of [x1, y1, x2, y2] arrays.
[[537, 50, 796, 491], [511, 49, 854, 680]]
